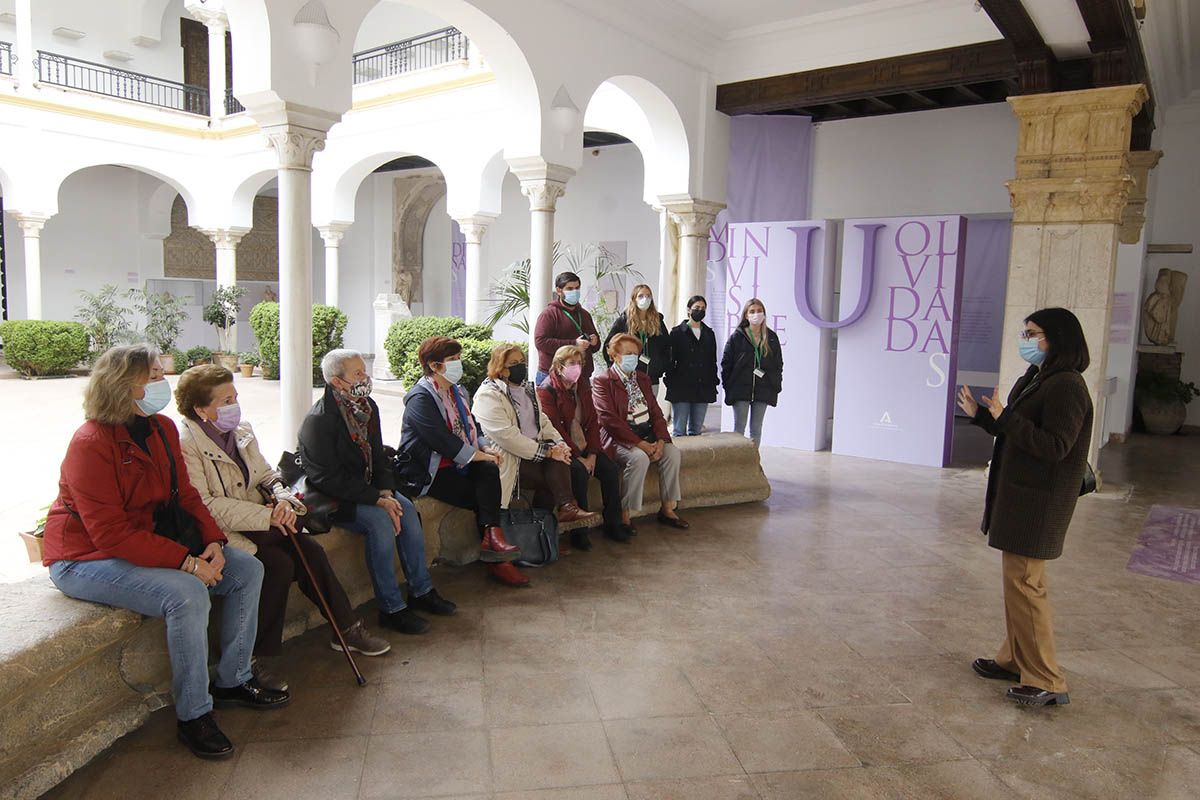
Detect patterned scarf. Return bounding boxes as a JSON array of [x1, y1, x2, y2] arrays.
[[424, 376, 478, 447], [332, 388, 373, 481]]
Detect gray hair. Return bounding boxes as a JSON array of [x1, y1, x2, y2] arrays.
[[321, 349, 363, 382]]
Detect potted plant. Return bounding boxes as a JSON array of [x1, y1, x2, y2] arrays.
[[130, 289, 190, 374], [74, 285, 134, 365], [18, 507, 49, 564], [238, 351, 260, 378], [1135, 372, 1200, 435], [185, 345, 213, 367], [203, 285, 247, 371]]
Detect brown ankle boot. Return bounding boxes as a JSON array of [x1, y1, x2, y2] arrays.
[[556, 502, 600, 525], [480, 526, 520, 563], [487, 562, 531, 587]]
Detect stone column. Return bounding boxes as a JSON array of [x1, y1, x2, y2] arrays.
[[654, 205, 680, 325], [16, 213, 50, 320], [668, 201, 723, 325], [318, 223, 350, 308], [455, 215, 496, 324], [511, 159, 573, 354], [202, 227, 248, 354], [999, 84, 1149, 470], [193, 7, 229, 120], [265, 126, 327, 444], [15, 0, 35, 88]]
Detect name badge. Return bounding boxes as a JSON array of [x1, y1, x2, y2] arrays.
[[639, 355, 651, 365], [754, 368, 766, 379]]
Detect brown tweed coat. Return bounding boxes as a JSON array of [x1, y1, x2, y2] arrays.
[[972, 365, 1093, 560]]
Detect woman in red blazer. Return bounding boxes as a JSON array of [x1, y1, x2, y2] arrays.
[[591, 334, 689, 531], [537, 345, 631, 545], [42, 345, 284, 761]]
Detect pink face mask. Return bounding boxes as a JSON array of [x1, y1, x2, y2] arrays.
[[562, 364, 583, 384]]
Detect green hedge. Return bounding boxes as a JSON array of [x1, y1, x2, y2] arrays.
[[0, 320, 90, 377], [249, 302, 348, 383], [383, 316, 520, 395]]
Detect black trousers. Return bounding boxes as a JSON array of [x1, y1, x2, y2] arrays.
[[569, 452, 623, 530], [518, 458, 574, 509], [243, 530, 355, 657], [427, 461, 503, 529]]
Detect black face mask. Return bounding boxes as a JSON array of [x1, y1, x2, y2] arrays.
[[507, 363, 528, 385], [690, 308, 706, 322]]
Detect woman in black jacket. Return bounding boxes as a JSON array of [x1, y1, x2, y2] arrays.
[[721, 298, 782, 446], [957, 307, 1093, 708], [665, 295, 718, 436], [603, 284, 671, 389]]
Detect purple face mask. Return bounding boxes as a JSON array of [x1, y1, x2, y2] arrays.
[[212, 403, 241, 433]]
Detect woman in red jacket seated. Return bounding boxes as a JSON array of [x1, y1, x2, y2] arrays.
[[42, 345, 286, 762], [592, 334, 689, 531], [537, 345, 631, 546]]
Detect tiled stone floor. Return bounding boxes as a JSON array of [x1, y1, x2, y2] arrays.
[[38, 432, 1200, 799]]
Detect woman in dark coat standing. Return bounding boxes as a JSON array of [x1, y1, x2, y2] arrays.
[[957, 307, 1093, 708], [721, 298, 783, 446], [603, 284, 671, 389], [665, 295, 718, 436]]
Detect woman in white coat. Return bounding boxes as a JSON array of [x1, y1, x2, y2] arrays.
[[472, 345, 599, 553], [176, 365, 391, 690]]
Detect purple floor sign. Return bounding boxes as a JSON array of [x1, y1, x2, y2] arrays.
[[1128, 505, 1200, 584], [832, 216, 967, 467]]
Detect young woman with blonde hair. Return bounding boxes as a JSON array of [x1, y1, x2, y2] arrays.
[[603, 284, 671, 390], [721, 298, 783, 446]]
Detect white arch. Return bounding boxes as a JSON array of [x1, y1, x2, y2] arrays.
[[142, 181, 181, 239], [583, 75, 691, 204], [132, 0, 175, 45], [49, 160, 204, 222]]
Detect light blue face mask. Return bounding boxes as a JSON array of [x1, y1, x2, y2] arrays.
[[441, 359, 464, 385], [1019, 337, 1046, 366], [136, 378, 172, 416], [563, 288, 581, 306], [619, 354, 640, 373]]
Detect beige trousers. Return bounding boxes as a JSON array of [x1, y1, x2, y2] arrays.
[[994, 551, 1068, 693]]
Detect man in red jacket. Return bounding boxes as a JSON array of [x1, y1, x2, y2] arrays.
[[43, 345, 285, 761], [534, 271, 600, 384]]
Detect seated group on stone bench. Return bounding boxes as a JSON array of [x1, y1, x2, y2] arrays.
[[38, 322, 726, 761]]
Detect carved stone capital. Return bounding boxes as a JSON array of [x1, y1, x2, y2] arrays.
[[15, 213, 52, 236], [318, 222, 351, 246], [1007, 176, 1134, 225], [1119, 149, 1163, 245], [508, 158, 575, 212], [263, 126, 327, 171], [665, 200, 725, 239], [201, 227, 250, 250], [189, 5, 229, 32], [455, 215, 496, 245], [519, 180, 567, 212]]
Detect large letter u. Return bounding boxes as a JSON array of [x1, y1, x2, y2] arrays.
[[791, 223, 883, 329]]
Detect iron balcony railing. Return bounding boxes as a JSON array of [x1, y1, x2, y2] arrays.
[[352, 26, 468, 85], [37, 51, 209, 115], [0, 41, 12, 76], [225, 87, 245, 114]]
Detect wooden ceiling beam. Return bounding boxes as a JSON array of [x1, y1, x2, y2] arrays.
[[716, 41, 1016, 116], [977, 0, 1057, 93]]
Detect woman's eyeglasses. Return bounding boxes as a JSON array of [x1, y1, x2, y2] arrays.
[[1019, 330, 1045, 341]]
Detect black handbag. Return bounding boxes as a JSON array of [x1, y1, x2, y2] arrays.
[[278, 451, 339, 534], [1079, 462, 1097, 496], [151, 420, 205, 556], [502, 500, 560, 567]]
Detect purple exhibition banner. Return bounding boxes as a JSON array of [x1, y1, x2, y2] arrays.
[[832, 216, 968, 467], [720, 220, 835, 450], [450, 221, 466, 319]]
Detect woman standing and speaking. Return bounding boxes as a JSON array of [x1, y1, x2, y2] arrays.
[[958, 307, 1093, 707]]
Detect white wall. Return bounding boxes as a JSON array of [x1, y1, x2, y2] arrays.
[[810, 104, 1018, 219], [1143, 99, 1200, 426], [353, 3, 450, 52]]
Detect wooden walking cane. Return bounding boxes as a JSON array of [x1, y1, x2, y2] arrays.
[[284, 528, 368, 686]]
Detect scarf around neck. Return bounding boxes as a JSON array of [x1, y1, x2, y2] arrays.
[[332, 387, 373, 481]]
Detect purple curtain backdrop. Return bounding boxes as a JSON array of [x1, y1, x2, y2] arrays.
[[707, 116, 813, 398], [955, 218, 1011, 413], [451, 221, 466, 319]]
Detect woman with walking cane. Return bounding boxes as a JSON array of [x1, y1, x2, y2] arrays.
[[177, 365, 391, 692]]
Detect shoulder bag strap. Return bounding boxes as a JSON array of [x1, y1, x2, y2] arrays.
[[151, 418, 181, 501]]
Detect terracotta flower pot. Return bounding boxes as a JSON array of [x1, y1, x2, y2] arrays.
[[18, 532, 44, 564], [239, 364, 255, 378], [160, 353, 178, 375], [216, 352, 239, 371], [1137, 396, 1187, 435]]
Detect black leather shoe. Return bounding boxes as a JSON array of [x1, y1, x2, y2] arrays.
[[177, 712, 234, 759], [378, 607, 431, 634], [407, 588, 457, 617], [570, 529, 593, 552], [210, 677, 290, 710], [656, 512, 690, 530], [972, 658, 1021, 682], [1008, 685, 1069, 706], [604, 524, 632, 543]]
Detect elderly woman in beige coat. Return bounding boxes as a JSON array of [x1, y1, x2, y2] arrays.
[[473, 345, 599, 558], [176, 365, 390, 690]]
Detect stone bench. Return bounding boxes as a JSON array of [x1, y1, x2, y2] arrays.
[[0, 433, 769, 799]]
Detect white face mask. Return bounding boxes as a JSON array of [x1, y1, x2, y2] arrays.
[[747, 311, 766, 326], [635, 295, 652, 311]]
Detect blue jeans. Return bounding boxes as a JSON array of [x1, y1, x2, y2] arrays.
[[341, 491, 433, 614], [48, 548, 263, 722], [732, 400, 769, 446], [671, 401, 709, 437]]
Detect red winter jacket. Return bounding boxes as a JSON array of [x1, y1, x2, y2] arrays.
[[536, 371, 614, 459], [42, 417, 227, 569], [591, 366, 672, 452], [533, 300, 599, 380]]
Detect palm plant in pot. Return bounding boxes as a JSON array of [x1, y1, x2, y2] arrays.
[[203, 285, 247, 371], [1135, 372, 1200, 435], [130, 289, 190, 373]]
